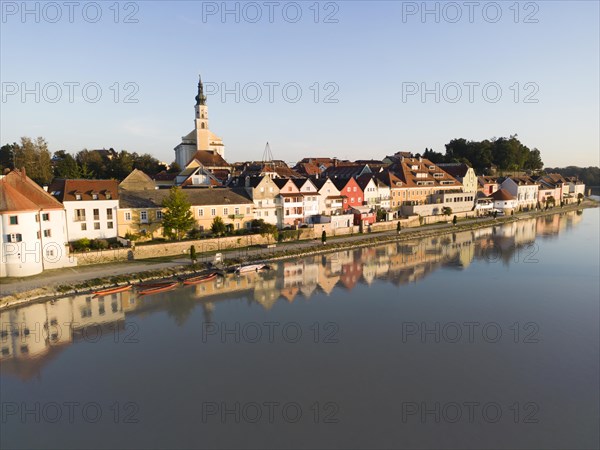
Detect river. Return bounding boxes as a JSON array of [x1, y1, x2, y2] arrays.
[[1, 209, 598, 449]]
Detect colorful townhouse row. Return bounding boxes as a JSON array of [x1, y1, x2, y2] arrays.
[[0, 158, 586, 278]]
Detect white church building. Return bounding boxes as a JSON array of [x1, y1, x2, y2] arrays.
[[174, 76, 225, 169]]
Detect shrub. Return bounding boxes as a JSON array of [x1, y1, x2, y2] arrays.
[[73, 238, 90, 251]]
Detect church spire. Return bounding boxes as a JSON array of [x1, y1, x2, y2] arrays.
[[195, 75, 206, 106]]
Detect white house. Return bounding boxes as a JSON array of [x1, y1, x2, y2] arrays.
[[312, 178, 343, 215], [292, 178, 320, 223], [500, 177, 538, 209], [0, 169, 75, 278], [490, 189, 518, 213], [49, 179, 119, 242]]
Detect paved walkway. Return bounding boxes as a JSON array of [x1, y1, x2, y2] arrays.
[[1, 204, 591, 297]]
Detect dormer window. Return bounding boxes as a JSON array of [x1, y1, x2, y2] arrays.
[[75, 193, 82, 200], [92, 193, 98, 200], [106, 192, 112, 200], [429, 165, 436, 170]]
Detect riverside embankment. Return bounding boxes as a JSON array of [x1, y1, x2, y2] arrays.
[[1, 200, 596, 309]]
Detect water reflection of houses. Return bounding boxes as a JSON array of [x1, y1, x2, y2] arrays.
[[1, 292, 125, 379], [1, 212, 584, 379]]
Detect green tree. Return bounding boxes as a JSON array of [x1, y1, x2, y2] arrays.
[[54, 153, 81, 178], [452, 215, 457, 226], [442, 206, 453, 217], [0, 143, 17, 171], [162, 187, 195, 240], [577, 193, 584, 205], [13, 137, 53, 185], [396, 221, 401, 234], [190, 245, 197, 263], [211, 216, 227, 236], [133, 153, 165, 177], [108, 150, 135, 180], [321, 230, 327, 244], [76, 149, 105, 178], [253, 219, 278, 243]]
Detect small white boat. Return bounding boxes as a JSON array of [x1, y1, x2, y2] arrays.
[[235, 264, 266, 274]]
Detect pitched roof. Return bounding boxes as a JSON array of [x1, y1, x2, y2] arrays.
[[119, 188, 253, 209], [48, 179, 119, 202], [490, 189, 515, 201], [390, 157, 461, 188], [356, 174, 376, 191], [153, 171, 178, 181], [437, 163, 472, 178], [0, 169, 66, 212], [187, 150, 230, 167], [119, 169, 157, 191]]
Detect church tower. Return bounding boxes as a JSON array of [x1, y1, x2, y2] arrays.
[[195, 76, 210, 149], [174, 75, 225, 169]]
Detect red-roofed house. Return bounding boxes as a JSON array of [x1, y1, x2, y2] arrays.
[[48, 179, 119, 242], [1, 169, 75, 277]]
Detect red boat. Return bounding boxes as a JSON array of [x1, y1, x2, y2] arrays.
[[93, 285, 132, 297], [136, 281, 176, 289], [183, 272, 218, 285], [137, 282, 178, 296]]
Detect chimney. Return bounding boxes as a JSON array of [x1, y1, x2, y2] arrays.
[[21, 167, 26, 179]]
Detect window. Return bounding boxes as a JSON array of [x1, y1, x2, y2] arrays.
[[37, 231, 41, 239], [75, 194, 82, 200], [7, 234, 22, 243], [81, 223, 87, 231], [234, 207, 240, 215], [125, 212, 131, 221], [246, 207, 250, 214], [94, 223, 100, 230], [107, 222, 114, 229], [211, 208, 216, 216], [106, 192, 112, 200], [42, 213, 50, 221], [43, 229, 51, 237], [106, 209, 113, 220], [93, 209, 100, 220], [198, 209, 204, 217], [140, 211, 148, 222], [35, 214, 40, 222], [156, 211, 163, 219], [46, 248, 54, 258], [223, 207, 229, 215], [9, 216, 17, 225], [92, 193, 98, 200]]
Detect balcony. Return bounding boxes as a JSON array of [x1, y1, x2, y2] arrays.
[[228, 214, 245, 219]]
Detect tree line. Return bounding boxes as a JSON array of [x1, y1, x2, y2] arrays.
[[0, 137, 179, 185], [421, 135, 544, 174]]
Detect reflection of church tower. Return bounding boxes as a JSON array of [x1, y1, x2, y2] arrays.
[[174, 75, 225, 168]]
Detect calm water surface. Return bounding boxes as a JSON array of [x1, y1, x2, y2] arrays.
[[1, 210, 599, 449]]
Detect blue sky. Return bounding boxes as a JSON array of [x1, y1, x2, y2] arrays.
[[1, 1, 598, 167]]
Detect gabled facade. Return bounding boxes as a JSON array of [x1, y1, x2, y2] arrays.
[[376, 171, 405, 212], [242, 176, 280, 226], [49, 179, 119, 242], [438, 163, 478, 193], [500, 176, 538, 209], [292, 178, 319, 221], [312, 178, 343, 215], [564, 177, 586, 203], [331, 177, 363, 211], [1, 169, 75, 277], [274, 179, 304, 227], [356, 175, 379, 208]]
